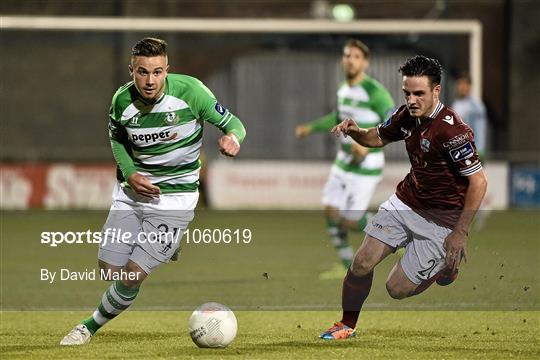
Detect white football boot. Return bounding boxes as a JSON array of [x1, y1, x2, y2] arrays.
[[59, 324, 92, 345]]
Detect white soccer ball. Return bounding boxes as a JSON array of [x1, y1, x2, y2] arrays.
[[189, 302, 237, 348]]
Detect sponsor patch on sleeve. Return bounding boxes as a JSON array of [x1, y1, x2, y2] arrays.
[[214, 101, 226, 116], [381, 117, 392, 128], [449, 142, 475, 162], [443, 133, 469, 148]]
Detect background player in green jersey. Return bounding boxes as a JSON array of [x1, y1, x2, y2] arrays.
[[295, 39, 394, 279], [60, 38, 246, 345]]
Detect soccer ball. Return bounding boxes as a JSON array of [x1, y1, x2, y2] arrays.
[[189, 302, 238, 348]]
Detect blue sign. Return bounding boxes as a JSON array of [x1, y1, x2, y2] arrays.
[[511, 167, 540, 208]]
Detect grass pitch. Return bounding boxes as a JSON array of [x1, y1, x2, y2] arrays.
[[1, 311, 539, 359], [1, 210, 539, 358]]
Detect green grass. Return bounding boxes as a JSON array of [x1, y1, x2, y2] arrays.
[[1, 210, 539, 358], [1, 311, 538, 359]]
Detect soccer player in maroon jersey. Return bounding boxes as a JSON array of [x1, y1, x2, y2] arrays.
[[319, 55, 488, 340]]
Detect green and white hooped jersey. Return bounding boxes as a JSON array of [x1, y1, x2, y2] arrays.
[[335, 75, 394, 176], [109, 73, 245, 193]]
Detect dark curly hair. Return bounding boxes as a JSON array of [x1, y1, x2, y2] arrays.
[[399, 55, 443, 86], [131, 37, 168, 57]]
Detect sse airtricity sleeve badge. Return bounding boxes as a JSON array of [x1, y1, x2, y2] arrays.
[[214, 102, 226, 116]]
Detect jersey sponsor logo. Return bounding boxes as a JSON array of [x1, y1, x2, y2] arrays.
[[131, 131, 177, 144], [421, 138, 430, 152], [214, 102, 226, 116], [442, 115, 454, 125], [443, 133, 469, 148], [449, 142, 474, 162]]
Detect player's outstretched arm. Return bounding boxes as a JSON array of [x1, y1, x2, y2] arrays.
[[443, 169, 488, 270], [186, 78, 246, 157], [296, 112, 338, 138], [218, 114, 245, 157], [331, 119, 384, 148]]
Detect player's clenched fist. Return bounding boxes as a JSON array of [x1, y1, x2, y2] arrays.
[[295, 125, 311, 138], [218, 133, 240, 157], [331, 119, 360, 137]]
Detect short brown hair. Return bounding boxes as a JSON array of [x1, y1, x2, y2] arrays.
[[456, 72, 472, 83], [344, 39, 370, 59], [131, 37, 168, 57]]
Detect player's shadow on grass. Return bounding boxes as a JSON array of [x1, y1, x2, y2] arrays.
[[146, 278, 260, 287], [245, 339, 366, 350], [235, 329, 451, 353], [96, 330, 178, 343], [2, 344, 61, 354]]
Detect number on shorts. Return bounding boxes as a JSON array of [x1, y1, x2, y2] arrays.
[[417, 259, 437, 280], [156, 223, 178, 254]]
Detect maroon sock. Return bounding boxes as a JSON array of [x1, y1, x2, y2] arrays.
[[341, 268, 374, 328]]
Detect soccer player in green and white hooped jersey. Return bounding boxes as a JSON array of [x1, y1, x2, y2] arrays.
[[296, 39, 394, 279], [60, 38, 246, 345]]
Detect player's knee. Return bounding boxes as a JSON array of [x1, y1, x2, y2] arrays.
[[98, 260, 123, 280], [324, 206, 339, 221], [385, 281, 410, 300], [121, 277, 144, 289], [98, 259, 109, 271], [341, 219, 358, 232], [351, 255, 375, 277], [121, 262, 147, 288], [119, 273, 145, 289]]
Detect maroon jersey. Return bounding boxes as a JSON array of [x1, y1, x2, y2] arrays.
[[377, 102, 482, 228]]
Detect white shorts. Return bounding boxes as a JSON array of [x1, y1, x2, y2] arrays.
[[321, 165, 381, 221], [98, 182, 198, 274], [364, 194, 452, 285]]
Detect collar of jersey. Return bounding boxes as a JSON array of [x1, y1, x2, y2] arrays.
[[346, 74, 369, 88], [428, 101, 444, 119], [415, 101, 444, 128]]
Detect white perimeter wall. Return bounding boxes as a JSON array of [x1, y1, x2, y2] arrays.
[[208, 160, 508, 210], [0, 160, 507, 209]]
